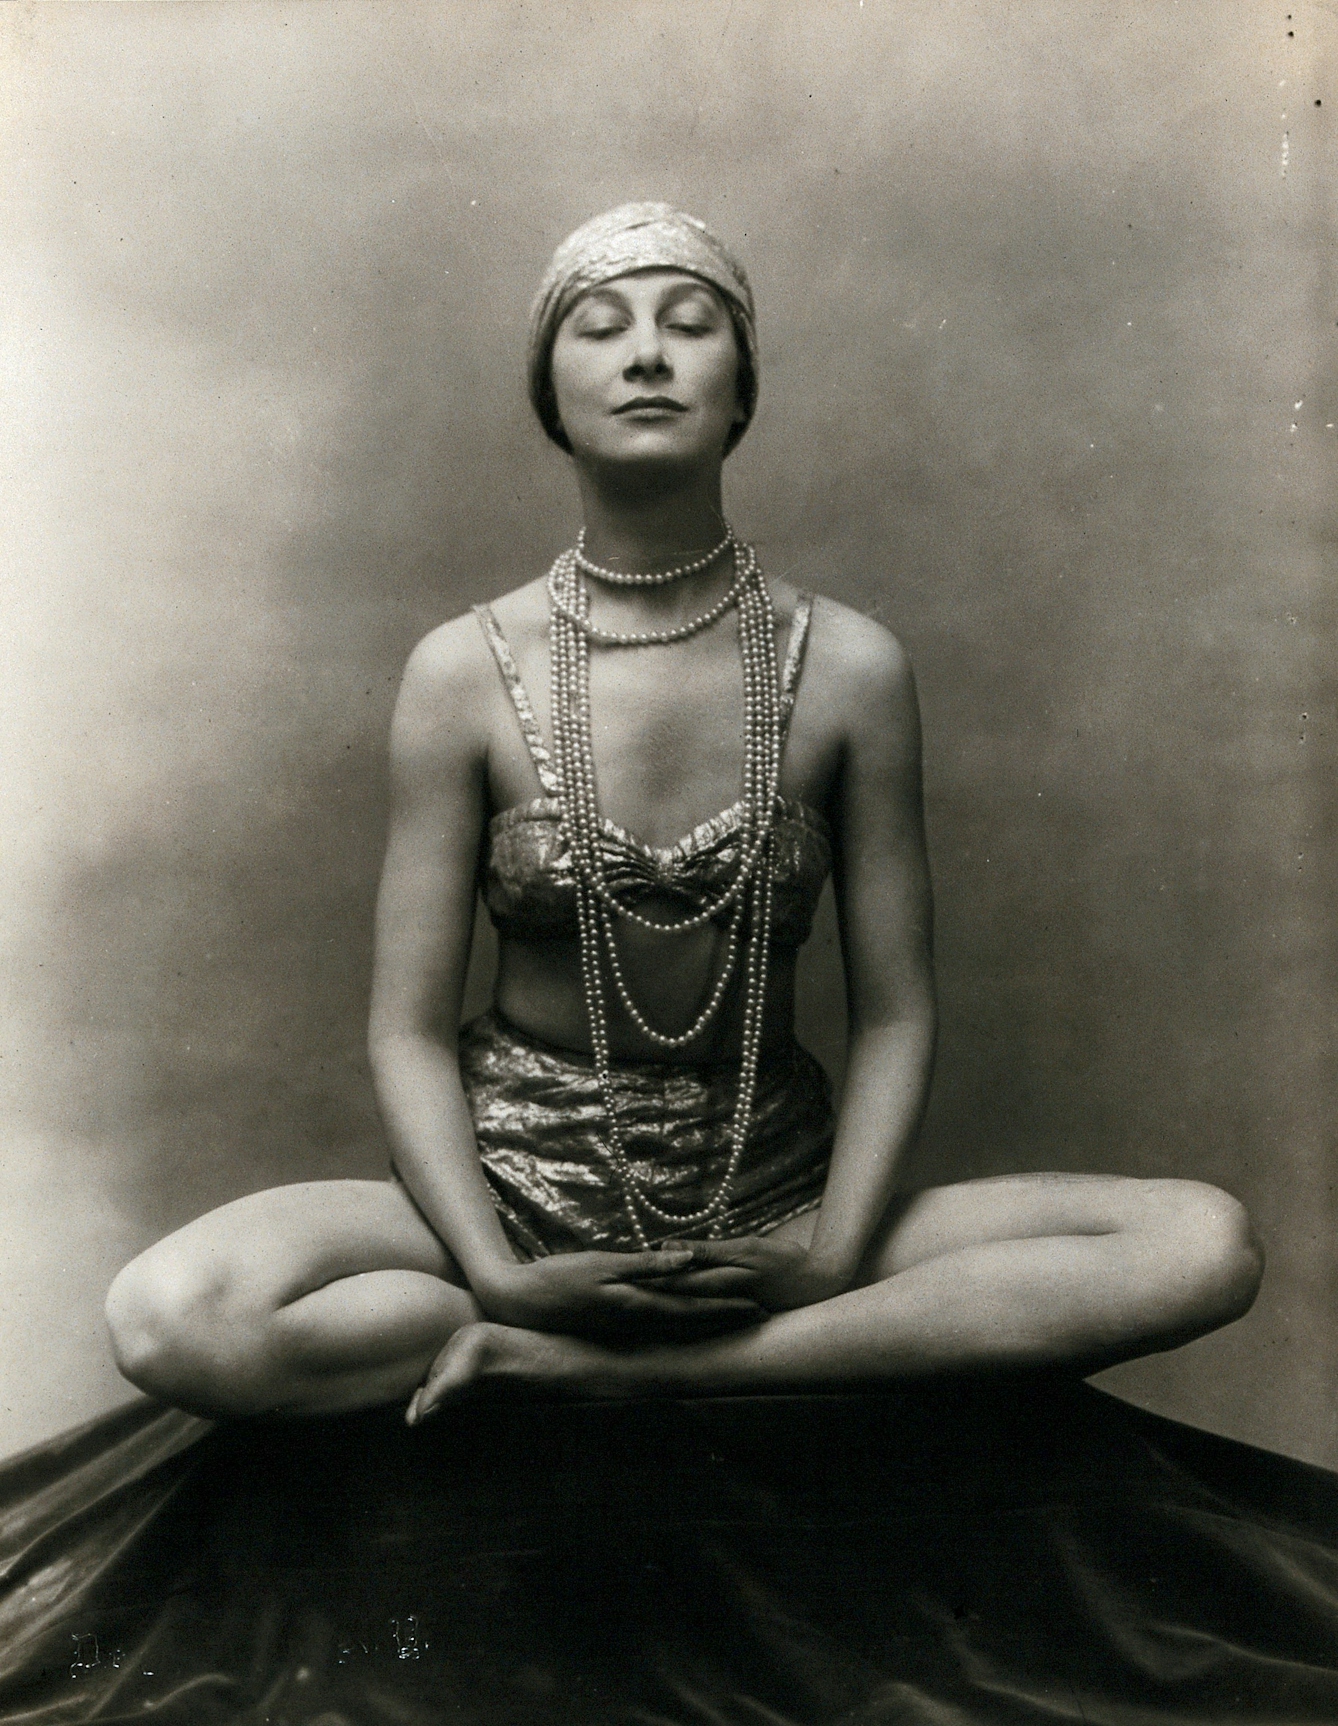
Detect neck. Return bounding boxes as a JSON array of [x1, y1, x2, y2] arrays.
[[572, 461, 728, 574]]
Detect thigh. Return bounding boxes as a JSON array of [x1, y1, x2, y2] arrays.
[[869, 1171, 1194, 1282], [767, 1172, 1168, 1284], [133, 1178, 466, 1310]]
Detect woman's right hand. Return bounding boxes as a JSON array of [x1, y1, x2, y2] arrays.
[[475, 1248, 766, 1344]]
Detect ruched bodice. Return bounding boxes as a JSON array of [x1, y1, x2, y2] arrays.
[[483, 793, 833, 946], [473, 594, 831, 949]]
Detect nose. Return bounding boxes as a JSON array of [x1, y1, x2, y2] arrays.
[[622, 316, 671, 380]]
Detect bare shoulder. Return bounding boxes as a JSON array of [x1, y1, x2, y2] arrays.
[[391, 577, 549, 773], [395, 613, 490, 742], [800, 591, 918, 733], [398, 576, 539, 704], [478, 574, 551, 654]]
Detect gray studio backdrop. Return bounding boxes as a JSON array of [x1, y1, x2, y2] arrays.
[[1, 1, 1332, 1463]]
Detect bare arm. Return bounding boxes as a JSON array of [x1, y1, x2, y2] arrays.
[[367, 621, 521, 1295], [804, 609, 937, 1290]]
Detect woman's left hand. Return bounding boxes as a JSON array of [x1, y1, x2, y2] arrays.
[[642, 1236, 852, 1313]]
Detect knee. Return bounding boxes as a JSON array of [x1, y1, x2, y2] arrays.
[[105, 1246, 269, 1418], [1151, 1181, 1264, 1330]]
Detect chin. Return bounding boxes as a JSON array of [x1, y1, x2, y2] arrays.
[[581, 427, 730, 474]]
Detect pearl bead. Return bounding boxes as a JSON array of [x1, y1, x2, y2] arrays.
[[547, 534, 783, 1246], [549, 567, 745, 647], [575, 526, 734, 588]]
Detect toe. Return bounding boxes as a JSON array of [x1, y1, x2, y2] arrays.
[[414, 1321, 504, 1419]]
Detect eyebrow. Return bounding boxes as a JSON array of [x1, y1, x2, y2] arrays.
[[574, 279, 722, 317]]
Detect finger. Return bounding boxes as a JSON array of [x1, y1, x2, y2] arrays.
[[615, 1247, 700, 1280], [641, 1266, 761, 1296], [573, 1249, 689, 1274], [615, 1290, 765, 1321], [660, 1238, 769, 1267]]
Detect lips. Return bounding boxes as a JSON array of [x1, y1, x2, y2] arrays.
[[613, 396, 688, 414]]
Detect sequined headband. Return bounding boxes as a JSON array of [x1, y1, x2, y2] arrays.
[[527, 202, 758, 455]]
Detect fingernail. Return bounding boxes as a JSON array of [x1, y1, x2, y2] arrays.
[[406, 1393, 420, 1426]]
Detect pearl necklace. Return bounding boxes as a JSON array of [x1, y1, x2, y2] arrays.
[[548, 558, 744, 647], [548, 533, 782, 1245], [574, 525, 734, 587]]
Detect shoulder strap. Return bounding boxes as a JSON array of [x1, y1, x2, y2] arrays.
[[473, 605, 561, 797], [778, 593, 813, 742]]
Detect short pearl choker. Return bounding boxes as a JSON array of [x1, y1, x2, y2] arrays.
[[574, 526, 735, 587], [547, 558, 745, 647]]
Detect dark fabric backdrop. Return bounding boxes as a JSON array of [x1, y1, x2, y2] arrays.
[[0, 1, 1331, 1464]]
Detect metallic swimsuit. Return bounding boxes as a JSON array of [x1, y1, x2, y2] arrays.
[[459, 1009, 834, 1256], [453, 598, 834, 1254], [473, 597, 832, 949]]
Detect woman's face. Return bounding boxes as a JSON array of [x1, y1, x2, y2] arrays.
[[548, 270, 745, 470]]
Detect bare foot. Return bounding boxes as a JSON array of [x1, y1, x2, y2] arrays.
[[407, 1322, 632, 1423]]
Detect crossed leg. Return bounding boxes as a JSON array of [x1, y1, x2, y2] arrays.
[[420, 1174, 1262, 1405], [105, 1180, 479, 1418], [106, 1173, 1262, 1420]]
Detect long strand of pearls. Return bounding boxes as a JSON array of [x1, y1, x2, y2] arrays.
[[547, 530, 782, 1245], [548, 542, 778, 933]]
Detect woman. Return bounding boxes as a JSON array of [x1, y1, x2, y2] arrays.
[[104, 203, 1262, 1426]]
